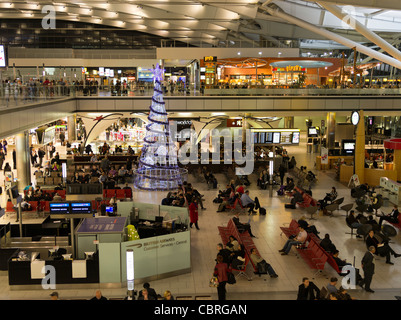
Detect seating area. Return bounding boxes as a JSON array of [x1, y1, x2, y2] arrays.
[[23, 189, 66, 200], [103, 188, 133, 200], [218, 219, 260, 279], [288, 186, 318, 209], [280, 219, 348, 277]]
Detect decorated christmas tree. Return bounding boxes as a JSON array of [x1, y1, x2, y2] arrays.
[[134, 64, 186, 191]]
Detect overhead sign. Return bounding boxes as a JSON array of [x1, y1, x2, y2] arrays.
[[204, 56, 217, 62], [227, 119, 242, 127]]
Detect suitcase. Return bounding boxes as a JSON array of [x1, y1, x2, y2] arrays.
[[285, 203, 296, 209], [259, 207, 266, 215]]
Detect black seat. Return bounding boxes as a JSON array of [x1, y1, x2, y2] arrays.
[[346, 217, 358, 237], [357, 224, 372, 238], [382, 224, 397, 238]]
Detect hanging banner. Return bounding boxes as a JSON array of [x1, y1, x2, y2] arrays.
[[321, 147, 329, 165]]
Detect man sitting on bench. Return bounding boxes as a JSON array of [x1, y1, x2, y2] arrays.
[[232, 213, 256, 238], [250, 248, 278, 278], [378, 204, 399, 227], [279, 226, 308, 255], [240, 190, 260, 214]]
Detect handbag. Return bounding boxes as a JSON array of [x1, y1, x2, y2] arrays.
[[209, 276, 219, 288], [227, 272, 236, 285]]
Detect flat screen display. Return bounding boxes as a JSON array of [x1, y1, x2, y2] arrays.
[[49, 202, 70, 214], [259, 132, 266, 144], [253, 132, 258, 144], [70, 202, 92, 214], [266, 132, 273, 143], [105, 206, 114, 214], [292, 132, 300, 144], [0, 45, 6, 68], [342, 139, 356, 155], [308, 127, 318, 136], [273, 132, 281, 144], [344, 142, 355, 150]]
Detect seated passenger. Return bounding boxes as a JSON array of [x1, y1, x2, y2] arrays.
[[249, 248, 278, 278], [365, 230, 401, 264], [279, 226, 308, 255]]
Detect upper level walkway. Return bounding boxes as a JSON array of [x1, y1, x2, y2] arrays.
[[1, 85, 401, 139]]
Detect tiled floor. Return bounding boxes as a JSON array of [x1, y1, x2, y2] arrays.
[[0, 135, 401, 300]]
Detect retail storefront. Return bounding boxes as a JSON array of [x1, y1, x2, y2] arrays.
[[215, 57, 342, 87]]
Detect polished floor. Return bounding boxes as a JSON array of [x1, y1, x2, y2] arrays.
[[0, 135, 401, 300]]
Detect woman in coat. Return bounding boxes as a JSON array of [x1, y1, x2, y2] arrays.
[[214, 255, 231, 300], [189, 199, 199, 230]]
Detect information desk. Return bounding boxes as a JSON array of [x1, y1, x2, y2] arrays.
[[316, 155, 354, 170], [8, 251, 99, 286]]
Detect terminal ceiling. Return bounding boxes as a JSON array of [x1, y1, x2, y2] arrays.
[[1, 0, 401, 52]]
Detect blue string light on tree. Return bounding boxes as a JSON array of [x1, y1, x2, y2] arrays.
[[134, 64, 187, 191]]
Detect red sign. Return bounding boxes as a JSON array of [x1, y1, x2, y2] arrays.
[[227, 119, 242, 127]]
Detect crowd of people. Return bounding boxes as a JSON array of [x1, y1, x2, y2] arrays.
[[49, 282, 175, 301]]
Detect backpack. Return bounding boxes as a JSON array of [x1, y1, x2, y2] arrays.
[[259, 207, 266, 215]]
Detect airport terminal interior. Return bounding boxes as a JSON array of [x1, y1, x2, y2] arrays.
[[1, 0, 401, 301]]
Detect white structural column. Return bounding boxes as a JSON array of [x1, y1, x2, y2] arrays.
[[317, 2, 401, 62], [15, 132, 31, 193], [259, 5, 401, 70]]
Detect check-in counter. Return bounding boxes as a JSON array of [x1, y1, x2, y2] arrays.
[[8, 251, 99, 286]]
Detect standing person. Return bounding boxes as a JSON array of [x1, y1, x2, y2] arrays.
[[2, 139, 7, 155], [100, 154, 110, 173], [59, 131, 65, 146], [0, 149, 5, 170], [278, 163, 286, 186], [361, 246, 376, 293], [213, 254, 231, 300], [297, 277, 320, 300], [3, 80, 10, 107], [38, 147, 46, 168], [49, 142, 56, 159], [12, 148, 16, 169], [189, 199, 200, 230], [289, 156, 296, 170]]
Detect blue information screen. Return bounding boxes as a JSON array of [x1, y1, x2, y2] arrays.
[[70, 202, 92, 214], [49, 202, 70, 214]]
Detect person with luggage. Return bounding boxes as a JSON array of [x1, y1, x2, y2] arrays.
[[240, 190, 260, 214], [232, 212, 256, 238], [249, 248, 278, 278]]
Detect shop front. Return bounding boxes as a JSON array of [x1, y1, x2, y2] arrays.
[[214, 57, 342, 87]]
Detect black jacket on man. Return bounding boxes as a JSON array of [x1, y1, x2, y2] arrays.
[[297, 282, 320, 300]]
